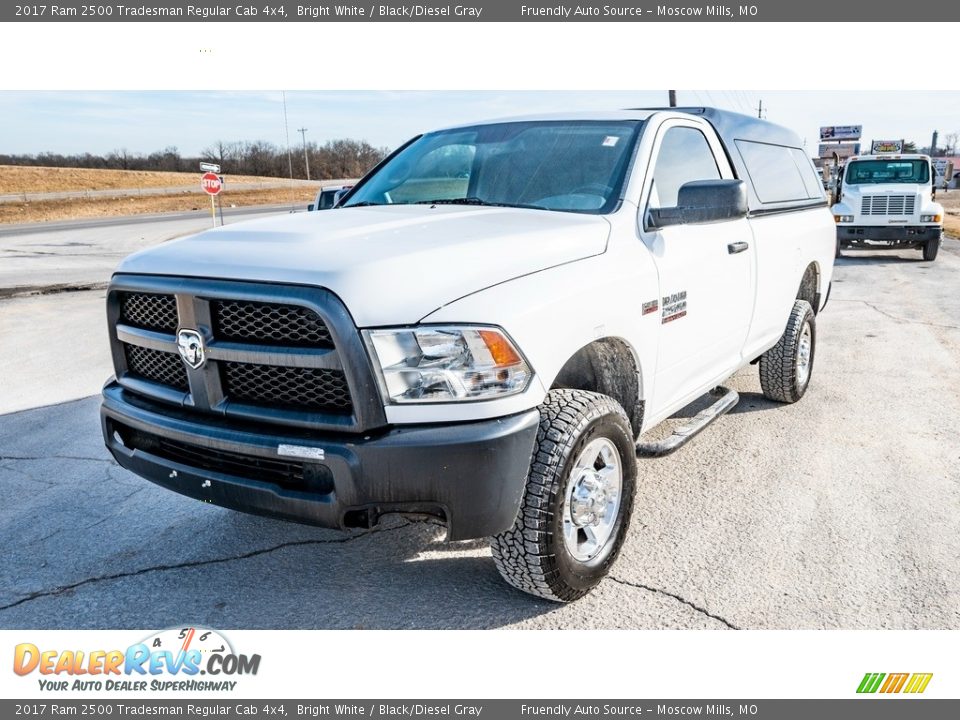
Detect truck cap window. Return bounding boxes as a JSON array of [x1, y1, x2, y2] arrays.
[[342, 120, 643, 214], [845, 159, 931, 185], [735, 140, 815, 204]]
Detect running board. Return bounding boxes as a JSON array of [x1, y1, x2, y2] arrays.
[[635, 386, 740, 458]]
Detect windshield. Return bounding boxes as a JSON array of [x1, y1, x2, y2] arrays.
[[845, 159, 931, 185], [341, 120, 643, 214]]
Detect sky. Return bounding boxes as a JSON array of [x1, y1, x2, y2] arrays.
[[1, 90, 958, 158]]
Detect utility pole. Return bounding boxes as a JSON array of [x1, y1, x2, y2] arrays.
[[298, 127, 311, 181], [282, 91, 296, 211], [756, 99, 765, 119], [668, 90, 677, 108]]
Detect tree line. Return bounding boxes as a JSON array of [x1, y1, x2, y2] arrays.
[[0, 138, 390, 180]]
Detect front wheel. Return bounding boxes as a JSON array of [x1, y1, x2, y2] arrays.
[[490, 389, 637, 602], [759, 299, 816, 404], [923, 236, 940, 261]]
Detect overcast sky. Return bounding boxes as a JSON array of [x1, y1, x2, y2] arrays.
[[2, 90, 957, 157]]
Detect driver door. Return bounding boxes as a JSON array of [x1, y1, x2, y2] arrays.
[[639, 120, 756, 415]]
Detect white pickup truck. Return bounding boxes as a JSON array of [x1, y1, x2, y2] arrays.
[[101, 108, 835, 601], [833, 153, 944, 261]]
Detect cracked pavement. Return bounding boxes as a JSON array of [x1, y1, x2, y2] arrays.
[[1, 239, 959, 629]]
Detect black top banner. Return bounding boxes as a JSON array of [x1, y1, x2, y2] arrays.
[[3, 0, 957, 21]]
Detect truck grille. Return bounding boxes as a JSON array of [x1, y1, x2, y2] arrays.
[[222, 362, 352, 412], [123, 343, 189, 391], [108, 279, 373, 431], [212, 300, 333, 347], [120, 292, 178, 332], [860, 195, 916, 216]]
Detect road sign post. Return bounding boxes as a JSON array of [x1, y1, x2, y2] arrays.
[[200, 171, 223, 227]]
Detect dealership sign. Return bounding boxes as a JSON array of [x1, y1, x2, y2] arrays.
[[818, 143, 861, 159], [820, 125, 862, 141], [871, 140, 904, 154]]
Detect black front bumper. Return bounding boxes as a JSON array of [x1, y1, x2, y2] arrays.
[[837, 225, 942, 245], [101, 383, 539, 540]]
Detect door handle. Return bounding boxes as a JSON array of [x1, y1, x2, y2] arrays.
[[727, 241, 749, 254]]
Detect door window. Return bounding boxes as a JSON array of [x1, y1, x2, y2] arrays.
[[649, 127, 721, 209]]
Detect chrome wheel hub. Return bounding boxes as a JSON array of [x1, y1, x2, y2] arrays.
[[569, 474, 609, 527], [562, 437, 623, 562], [796, 322, 812, 388]]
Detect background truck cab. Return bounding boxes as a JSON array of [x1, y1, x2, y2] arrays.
[[832, 154, 944, 261], [307, 185, 352, 211]]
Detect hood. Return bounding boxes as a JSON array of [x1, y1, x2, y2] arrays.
[[843, 183, 927, 196], [117, 204, 610, 326]]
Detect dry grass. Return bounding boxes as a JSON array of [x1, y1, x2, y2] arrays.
[[0, 165, 286, 195], [939, 190, 960, 238], [0, 187, 315, 225]]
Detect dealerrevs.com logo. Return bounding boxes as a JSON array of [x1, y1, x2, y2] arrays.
[[13, 627, 261, 692]]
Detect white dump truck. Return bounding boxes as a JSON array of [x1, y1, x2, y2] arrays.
[[833, 154, 944, 261]]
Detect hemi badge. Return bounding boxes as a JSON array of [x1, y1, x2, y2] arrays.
[[278, 444, 325, 460]]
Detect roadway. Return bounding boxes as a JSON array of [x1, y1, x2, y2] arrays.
[[0, 217, 958, 629], [0, 204, 297, 296]]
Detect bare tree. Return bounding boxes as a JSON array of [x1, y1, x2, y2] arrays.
[[944, 132, 959, 155]]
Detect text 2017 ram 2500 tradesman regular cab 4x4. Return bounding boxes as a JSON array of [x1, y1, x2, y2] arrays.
[[101, 108, 835, 601]]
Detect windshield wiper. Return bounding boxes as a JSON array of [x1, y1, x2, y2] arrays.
[[414, 197, 511, 207], [343, 201, 386, 207]]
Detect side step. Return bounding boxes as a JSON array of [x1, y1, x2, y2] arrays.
[[635, 386, 740, 458]]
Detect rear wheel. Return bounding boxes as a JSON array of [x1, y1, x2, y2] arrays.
[[759, 300, 816, 404], [923, 236, 940, 261], [490, 389, 636, 602]]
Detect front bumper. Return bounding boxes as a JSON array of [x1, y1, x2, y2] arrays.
[[101, 383, 539, 540], [837, 225, 942, 245]]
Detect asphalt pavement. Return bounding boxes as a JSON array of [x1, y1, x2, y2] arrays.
[[1, 231, 958, 629], [0, 204, 298, 295]]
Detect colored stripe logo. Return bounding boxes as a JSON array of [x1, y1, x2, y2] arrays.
[[857, 672, 933, 694]]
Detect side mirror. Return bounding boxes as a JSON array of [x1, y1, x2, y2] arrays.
[[833, 167, 844, 205], [649, 179, 747, 229], [307, 203, 315, 212]]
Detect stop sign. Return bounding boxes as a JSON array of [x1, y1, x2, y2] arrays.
[[200, 172, 222, 195]]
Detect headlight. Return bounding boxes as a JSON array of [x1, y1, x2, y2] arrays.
[[920, 214, 942, 223], [363, 326, 532, 403], [834, 215, 854, 223]]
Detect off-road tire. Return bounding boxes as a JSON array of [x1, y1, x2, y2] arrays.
[[923, 237, 940, 261], [759, 299, 816, 404], [490, 389, 637, 602]]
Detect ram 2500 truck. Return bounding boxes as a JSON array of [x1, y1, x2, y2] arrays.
[[101, 108, 835, 601], [833, 153, 944, 261]]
